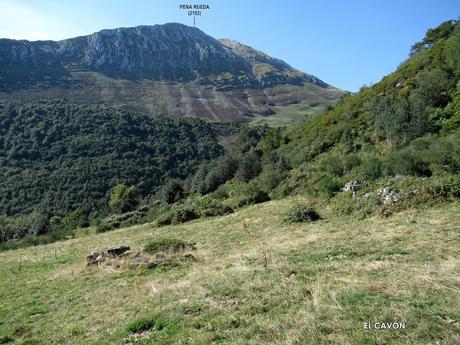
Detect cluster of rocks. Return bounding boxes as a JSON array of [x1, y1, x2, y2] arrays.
[[377, 188, 402, 205], [86, 245, 195, 270], [342, 179, 420, 206], [342, 180, 362, 197]]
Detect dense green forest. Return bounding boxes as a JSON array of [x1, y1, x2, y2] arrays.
[[0, 101, 236, 244], [1, 20, 459, 250]]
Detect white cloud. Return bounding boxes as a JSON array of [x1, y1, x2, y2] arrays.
[[0, 0, 51, 40], [0, 0, 117, 41], [0, 0, 83, 40]]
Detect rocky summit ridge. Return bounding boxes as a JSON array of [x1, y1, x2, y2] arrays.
[[0, 23, 344, 121]]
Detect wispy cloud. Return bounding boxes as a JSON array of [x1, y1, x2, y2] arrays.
[[0, 0, 52, 39], [0, 0, 87, 40]]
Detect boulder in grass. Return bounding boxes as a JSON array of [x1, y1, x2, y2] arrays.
[[121, 250, 140, 258], [184, 253, 197, 261], [107, 246, 130, 257], [378, 188, 402, 205], [147, 259, 166, 269], [130, 256, 150, 268], [86, 251, 103, 266], [343, 181, 361, 197]]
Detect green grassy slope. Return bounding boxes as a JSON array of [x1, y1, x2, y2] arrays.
[[248, 101, 330, 127], [0, 198, 458, 344]]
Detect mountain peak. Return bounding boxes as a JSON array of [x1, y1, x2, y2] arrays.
[[0, 23, 329, 88], [88, 22, 204, 39], [0, 23, 343, 121]]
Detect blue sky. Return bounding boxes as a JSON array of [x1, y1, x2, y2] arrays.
[[0, 0, 458, 91]]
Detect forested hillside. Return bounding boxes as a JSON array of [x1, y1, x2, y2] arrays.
[[151, 19, 460, 225], [0, 101, 236, 244], [1, 20, 459, 250]]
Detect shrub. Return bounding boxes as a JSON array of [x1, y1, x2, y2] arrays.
[[200, 204, 233, 217], [271, 179, 293, 198], [208, 184, 229, 200], [384, 148, 432, 177], [171, 208, 200, 224], [196, 197, 233, 217], [252, 189, 270, 204], [96, 223, 114, 233], [358, 155, 383, 180], [284, 204, 320, 223], [231, 182, 270, 207], [318, 156, 345, 176], [315, 176, 341, 197], [426, 175, 460, 198], [143, 238, 195, 254], [109, 183, 138, 213], [201, 155, 238, 194], [367, 93, 411, 149], [342, 154, 362, 173], [156, 203, 200, 226], [257, 166, 286, 192], [157, 212, 173, 226], [30, 212, 50, 236], [122, 315, 167, 335], [0, 216, 15, 242]]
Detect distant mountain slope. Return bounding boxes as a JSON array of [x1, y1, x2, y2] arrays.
[[0, 23, 344, 121]]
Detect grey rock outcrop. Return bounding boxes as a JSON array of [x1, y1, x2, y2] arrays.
[[343, 181, 362, 197], [107, 246, 130, 257], [378, 188, 402, 205]]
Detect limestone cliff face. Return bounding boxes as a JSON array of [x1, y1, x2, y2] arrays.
[[0, 23, 343, 121], [0, 23, 328, 88], [63, 24, 252, 84]]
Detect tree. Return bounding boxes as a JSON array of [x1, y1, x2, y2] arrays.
[[202, 155, 239, 194], [191, 163, 210, 195], [109, 183, 138, 213], [235, 149, 262, 182], [412, 68, 452, 108], [0, 216, 14, 242], [29, 211, 50, 236], [410, 20, 457, 56], [259, 127, 283, 152], [367, 94, 410, 149], [162, 180, 185, 204]]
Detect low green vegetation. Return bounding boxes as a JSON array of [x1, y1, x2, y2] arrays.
[[248, 101, 330, 127], [143, 238, 194, 254], [122, 315, 167, 335], [283, 204, 320, 223]]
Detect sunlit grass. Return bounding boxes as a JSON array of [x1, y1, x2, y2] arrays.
[[0, 197, 459, 344]]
